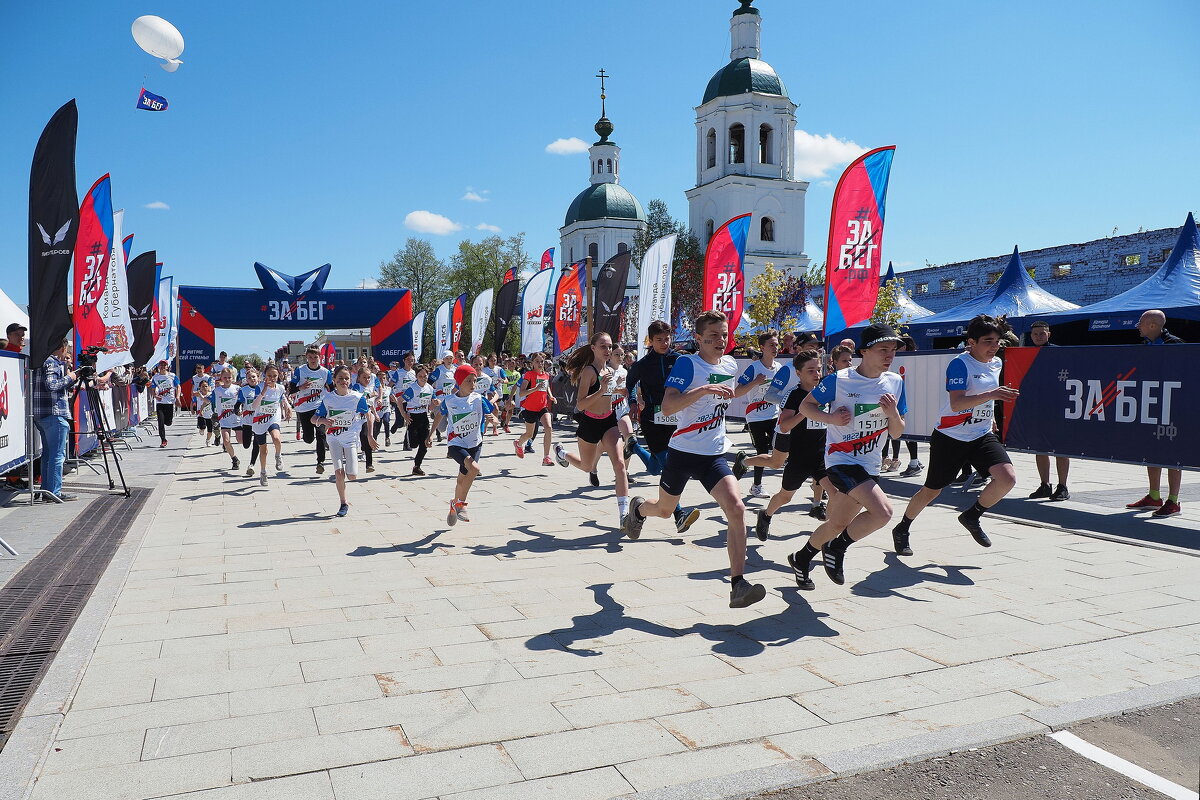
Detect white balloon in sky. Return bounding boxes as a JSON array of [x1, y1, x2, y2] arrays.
[[131, 15, 184, 70]]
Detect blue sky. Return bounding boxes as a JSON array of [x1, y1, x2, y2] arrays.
[[2, 0, 1196, 357]]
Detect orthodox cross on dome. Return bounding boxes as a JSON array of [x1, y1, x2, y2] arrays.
[[596, 68, 608, 116], [593, 68, 614, 143]]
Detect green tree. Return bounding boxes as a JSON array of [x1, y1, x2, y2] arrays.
[[631, 199, 701, 330], [871, 275, 909, 334], [378, 238, 446, 313]]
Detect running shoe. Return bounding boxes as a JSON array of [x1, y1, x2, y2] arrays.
[[436, 431, 443, 443], [447, 501, 459, 526], [1126, 494, 1163, 509], [958, 511, 992, 547], [411, 467, 425, 476], [892, 525, 913, 556], [822, 541, 846, 585], [754, 509, 771, 541], [553, 444, 569, 468], [366, 465, 375, 473], [1028, 483, 1053, 499], [732, 451, 748, 480], [951, 469, 973, 486], [622, 496, 646, 540], [898, 460, 924, 478], [259, 472, 268, 487], [1152, 500, 1181, 517], [275, 455, 283, 472], [542, 456, 553, 466], [245, 467, 255, 477], [525, 441, 535, 454], [729, 580, 767, 608], [808, 502, 827, 521], [749, 484, 767, 498], [316, 463, 324, 474], [787, 550, 815, 591], [231, 457, 239, 470], [1050, 485, 1071, 502], [160, 440, 168, 448], [589, 471, 599, 487], [674, 506, 700, 534], [456, 502, 471, 523], [513, 440, 525, 459], [336, 503, 349, 517], [385, 437, 392, 447], [623, 436, 636, 461], [880, 458, 898, 473]]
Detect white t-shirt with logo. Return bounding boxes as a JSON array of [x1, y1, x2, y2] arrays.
[[317, 390, 370, 446], [238, 384, 260, 425], [393, 368, 417, 398], [403, 382, 434, 413], [212, 385, 241, 429], [430, 364, 456, 399], [291, 365, 331, 413], [664, 353, 738, 456], [438, 392, 496, 450], [737, 360, 780, 423], [251, 385, 286, 434], [810, 367, 907, 471], [151, 372, 179, 405], [936, 352, 1001, 443]]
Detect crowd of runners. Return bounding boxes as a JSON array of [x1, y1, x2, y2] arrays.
[[157, 308, 1176, 610]]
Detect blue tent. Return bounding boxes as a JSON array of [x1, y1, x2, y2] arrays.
[[792, 294, 824, 333], [1036, 213, 1200, 333], [907, 247, 1078, 346]]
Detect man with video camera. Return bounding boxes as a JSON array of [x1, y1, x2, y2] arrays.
[[31, 338, 78, 502]]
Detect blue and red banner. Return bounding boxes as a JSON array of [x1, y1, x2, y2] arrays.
[[540, 248, 555, 272], [703, 214, 751, 353], [136, 88, 168, 112], [72, 175, 114, 355], [122, 234, 134, 264], [449, 293, 467, 355], [1002, 345, 1197, 469], [823, 145, 896, 336], [503, 267, 515, 284], [553, 260, 586, 355], [321, 340, 337, 367]]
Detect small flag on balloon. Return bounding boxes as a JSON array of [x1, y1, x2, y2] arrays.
[[136, 88, 169, 112]]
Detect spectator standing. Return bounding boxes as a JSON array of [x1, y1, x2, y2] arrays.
[[5, 322, 27, 353], [1025, 321, 1071, 501], [778, 331, 796, 355], [31, 339, 78, 501], [1126, 310, 1184, 516]]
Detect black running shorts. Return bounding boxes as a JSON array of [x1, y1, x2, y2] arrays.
[[924, 430, 1011, 491], [575, 412, 617, 444], [448, 444, 482, 474], [825, 463, 878, 494], [660, 448, 732, 497], [781, 450, 826, 492]]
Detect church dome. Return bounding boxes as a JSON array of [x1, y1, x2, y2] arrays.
[[702, 57, 786, 104], [564, 183, 646, 227]]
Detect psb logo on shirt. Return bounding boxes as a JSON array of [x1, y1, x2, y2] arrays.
[[948, 375, 967, 388]]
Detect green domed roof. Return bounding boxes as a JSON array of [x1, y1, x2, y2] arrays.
[[702, 57, 786, 104], [564, 183, 646, 227]]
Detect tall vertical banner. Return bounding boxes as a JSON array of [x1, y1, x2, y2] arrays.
[[321, 340, 337, 367], [553, 260, 586, 355], [703, 214, 751, 353], [168, 283, 180, 359], [127, 250, 158, 366], [449, 293, 467, 355], [492, 279, 519, 355], [594, 251, 631, 342], [520, 266, 554, 355], [96, 209, 135, 372], [147, 276, 172, 367], [73, 175, 115, 357], [637, 234, 676, 356], [412, 311, 425, 361], [823, 145, 896, 335], [469, 289, 493, 356], [503, 267, 515, 284], [434, 298, 451, 356], [122, 234, 134, 264], [28, 99, 79, 366], [540, 247, 555, 272]]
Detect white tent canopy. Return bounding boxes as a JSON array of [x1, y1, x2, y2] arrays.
[[0, 286, 29, 335]]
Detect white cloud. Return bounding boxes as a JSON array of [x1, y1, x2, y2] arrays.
[[143, 201, 170, 210], [404, 210, 462, 235], [545, 137, 588, 155], [475, 223, 502, 233], [793, 130, 867, 181]]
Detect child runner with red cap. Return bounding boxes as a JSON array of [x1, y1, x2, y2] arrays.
[[430, 364, 496, 525]]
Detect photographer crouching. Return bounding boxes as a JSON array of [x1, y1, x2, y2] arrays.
[[31, 338, 78, 502]]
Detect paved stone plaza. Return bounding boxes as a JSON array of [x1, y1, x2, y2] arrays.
[[3, 421, 1198, 799]]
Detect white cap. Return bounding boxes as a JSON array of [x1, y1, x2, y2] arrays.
[[441, 351, 454, 360]]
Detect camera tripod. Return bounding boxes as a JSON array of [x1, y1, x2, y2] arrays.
[[73, 374, 130, 497]]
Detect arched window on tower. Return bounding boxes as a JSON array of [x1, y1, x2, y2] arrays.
[[588, 242, 599, 263], [591, 161, 595, 175], [705, 219, 714, 243], [760, 217, 775, 242], [759, 124, 773, 165], [706, 128, 716, 169], [606, 158, 613, 174], [728, 124, 745, 164], [617, 242, 629, 254]]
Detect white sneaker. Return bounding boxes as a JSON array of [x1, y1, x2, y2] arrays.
[[749, 484, 767, 498], [259, 472, 267, 486], [275, 455, 283, 471]]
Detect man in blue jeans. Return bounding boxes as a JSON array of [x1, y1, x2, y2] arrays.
[[31, 339, 78, 502]]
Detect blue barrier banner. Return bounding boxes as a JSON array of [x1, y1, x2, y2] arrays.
[[1003, 345, 1196, 469]]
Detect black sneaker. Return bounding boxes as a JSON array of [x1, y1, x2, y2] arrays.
[[892, 525, 913, 556], [754, 509, 771, 541], [729, 580, 766, 608], [622, 496, 646, 540], [336, 503, 349, 517], [1050, 485, 1070, 502], [787, 551, 815, 591], [589, 471, 599, 487], [952, 469, 974, 486], [1028, 483, 1053, 499], [808, 502, 827, 521], [623, 436, 636, 461], [958, 511, 992, 547], [231, 457, 240, 470], [822, 541, 847, 585], [732, 451, 748, 480], [674, 506, 700, 534]]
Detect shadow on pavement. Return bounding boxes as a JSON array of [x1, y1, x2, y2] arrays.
[[347, 530, 453, 557], [851, 552, 981, 601]]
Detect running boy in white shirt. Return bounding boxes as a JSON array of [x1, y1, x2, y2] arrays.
[[314, 365, 377, 517], [431, 364, 496, 526]]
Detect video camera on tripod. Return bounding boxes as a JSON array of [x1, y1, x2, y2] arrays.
[[76, 344, 108, 382]]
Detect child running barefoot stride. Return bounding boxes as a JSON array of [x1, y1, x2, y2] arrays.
[[313, 365, 376, 517], [431, 364, 495, 526]]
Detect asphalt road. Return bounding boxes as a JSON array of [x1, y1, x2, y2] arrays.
[[766, 698, 1199, 800]]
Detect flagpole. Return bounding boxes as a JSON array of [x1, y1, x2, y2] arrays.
[[585, 256, 594, 338]]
